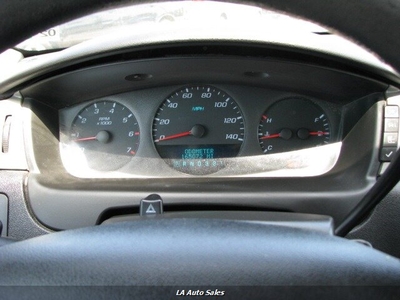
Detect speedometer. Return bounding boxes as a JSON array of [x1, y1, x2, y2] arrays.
[[153, 86, 244, 175]]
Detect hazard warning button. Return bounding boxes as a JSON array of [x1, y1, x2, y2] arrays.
[[140, 194, 163, 216]]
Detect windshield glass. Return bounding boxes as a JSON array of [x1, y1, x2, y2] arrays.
[[15, 1, 328, 51]]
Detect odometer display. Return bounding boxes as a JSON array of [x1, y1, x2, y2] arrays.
[[153, 86, 244, 175]]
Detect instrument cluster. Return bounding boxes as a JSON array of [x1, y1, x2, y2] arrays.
[[59, 84, 341, 177]]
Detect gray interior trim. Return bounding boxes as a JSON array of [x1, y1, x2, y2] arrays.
[[0, 194, 8, 236], [102, 211, 335, 235], [0, 171, 50, 240]]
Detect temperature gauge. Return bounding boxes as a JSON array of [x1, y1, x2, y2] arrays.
[[258, 98, 330, 154]]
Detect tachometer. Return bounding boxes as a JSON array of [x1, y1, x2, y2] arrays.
[[153, 86, 244, 175], [70, 101, 140, 171], [258, 98, 330, 154]]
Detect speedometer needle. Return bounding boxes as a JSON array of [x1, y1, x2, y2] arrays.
[[155, 131, 192, 142], [155, 124, 206, 142]]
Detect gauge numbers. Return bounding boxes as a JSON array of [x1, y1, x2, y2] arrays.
[[70, 101, 140, 171], [258, 98, 330, 154], [153, 86, 244, 175]]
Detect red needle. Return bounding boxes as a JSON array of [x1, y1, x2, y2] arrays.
[[309, 131, 329, 136], [260, 133, 281, 140], [74, 136, 97, 142], [155, 131, 192, 142]]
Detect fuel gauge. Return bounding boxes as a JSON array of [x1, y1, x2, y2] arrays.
[[258, 98, 330, 154]]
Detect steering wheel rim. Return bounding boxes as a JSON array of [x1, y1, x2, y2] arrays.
[[1, 0, 400, 299], [0, 219, 400, 295], [1, 0, 399, 71]]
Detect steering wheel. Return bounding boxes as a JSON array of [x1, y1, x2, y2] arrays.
[[0, 1, 400, 299]]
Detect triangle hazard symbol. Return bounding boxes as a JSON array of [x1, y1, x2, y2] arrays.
[[146, 204, 156, 214]]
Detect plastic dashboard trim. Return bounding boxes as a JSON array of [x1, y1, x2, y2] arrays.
[[16, 51, 388, 231], [25, 101, 383, 230]]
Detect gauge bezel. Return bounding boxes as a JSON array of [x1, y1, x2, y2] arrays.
[[258, 97, 332, 155], [63, 100, 140, 172], [151, 85, 245, 175], [58, 83, 342, 178]]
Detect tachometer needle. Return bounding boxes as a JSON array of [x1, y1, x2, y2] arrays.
[[74, 131, 111, 144], [74, 136, 97, 142]]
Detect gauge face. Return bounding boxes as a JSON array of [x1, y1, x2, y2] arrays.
[[153, 86, 244, 175], [70, 101, 140, 171], [258, 98, 330, 154]]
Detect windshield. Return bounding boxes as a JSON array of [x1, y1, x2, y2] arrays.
[[15, 1, 328, 52]]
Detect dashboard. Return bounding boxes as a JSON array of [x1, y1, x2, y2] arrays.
[[2, 0, 400, 295], [58, 83, 341, 178], [0, 40, 397, 238], [24, 53, 385, 181], [13, 49, 388, 232]]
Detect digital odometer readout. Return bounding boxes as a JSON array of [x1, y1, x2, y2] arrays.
[[181, 148, 215, 159], [153, 86, 244, 175], [157, 145, 241, 175]]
